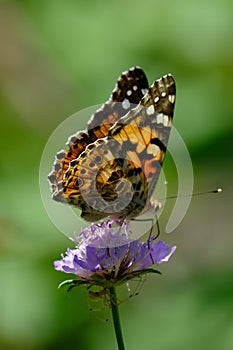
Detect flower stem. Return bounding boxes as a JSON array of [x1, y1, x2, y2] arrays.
[[109, 286, 126, 350]]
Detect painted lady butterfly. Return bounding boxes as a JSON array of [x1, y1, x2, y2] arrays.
[[48, 67, 176, 222]]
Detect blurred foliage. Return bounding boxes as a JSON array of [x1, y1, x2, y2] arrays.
[[0, 0, 232, 349]]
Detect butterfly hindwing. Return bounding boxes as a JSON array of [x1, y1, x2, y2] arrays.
[[48, 67, 149, 202]]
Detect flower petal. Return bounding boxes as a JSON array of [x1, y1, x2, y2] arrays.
[[54, 221, 176, 285], [151, 240, 176, 264]]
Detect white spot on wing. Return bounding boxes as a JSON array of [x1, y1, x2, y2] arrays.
[[146, 105, 155, 115], [127, 90, 132, 96], [122, 98, 130, 109], [161, 92, 166, 97], [169, 94, 175, 103], [154, 96, 159, 103], [157, 113, 164, 124], [133, 85, 138, 91], [147, 143, 160, 156], [141, 88, 148, 95], [163, 114, 169, 126]]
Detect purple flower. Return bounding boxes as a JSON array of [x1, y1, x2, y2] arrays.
[[54, 221, 176, 286]]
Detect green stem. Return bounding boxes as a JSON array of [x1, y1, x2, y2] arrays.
[[109, 286, 126, 350]]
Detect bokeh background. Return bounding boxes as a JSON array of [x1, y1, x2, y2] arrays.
[[1, 1, 232, 349]]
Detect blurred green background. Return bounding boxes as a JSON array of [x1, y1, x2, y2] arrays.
[[0, 1, 232, 349]]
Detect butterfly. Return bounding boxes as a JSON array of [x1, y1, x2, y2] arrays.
[[48, 67, 176, 222]]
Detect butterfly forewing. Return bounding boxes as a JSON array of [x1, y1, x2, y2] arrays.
[[87, 66, 148, 130], [110, 74, 175, 201]]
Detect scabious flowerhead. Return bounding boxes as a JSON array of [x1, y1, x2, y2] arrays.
[[54, 220, 176, 288]]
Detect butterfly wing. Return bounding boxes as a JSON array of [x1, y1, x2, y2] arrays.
[[48, 67, 148, 201], [60, 74, 176, 221]]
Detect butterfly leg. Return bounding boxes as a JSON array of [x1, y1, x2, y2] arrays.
[[147, 215, 160, 264]]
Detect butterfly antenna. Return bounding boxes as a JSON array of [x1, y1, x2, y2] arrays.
[[166, 187, 223, 200]]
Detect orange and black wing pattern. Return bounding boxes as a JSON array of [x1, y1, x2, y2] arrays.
[[49, 70, 176, 222], [48, 67, 148, 198]]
